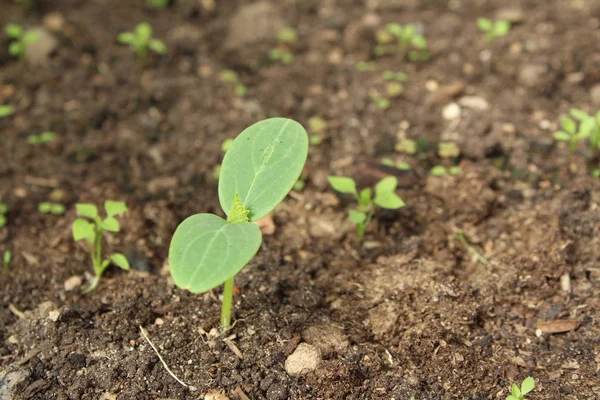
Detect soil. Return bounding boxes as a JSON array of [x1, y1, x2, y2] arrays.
[[2, 0, 600, 399]]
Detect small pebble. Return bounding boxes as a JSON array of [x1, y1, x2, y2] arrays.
[[64, 275, 83, 292], [443, 103, 461, 120], [285, 343, 321, 376]]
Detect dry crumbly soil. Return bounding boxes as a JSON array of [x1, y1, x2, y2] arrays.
[[2, 0, 600, 399]]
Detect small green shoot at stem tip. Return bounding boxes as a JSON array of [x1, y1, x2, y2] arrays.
[[5, 23, 40, 61], [554, 108, 600, 153], [0, 202, 8, 228], [477, 18, 511, 44], [117, 22, 166, 62], [169, 118, 308, 331], [72, 200, 130, 293], [328, 176, 405, 242], [0, 105, 15, 118], [506, 377, 535, 400], [3, 250, 11, 271]]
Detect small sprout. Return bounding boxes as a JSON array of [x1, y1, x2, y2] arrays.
[[438, 141, 461, 158], [375, 23, 429, 61], [38, 202, 65, 215], [213, 138, 234, 179], [386, 81, 404, 98], [72, 200, 130, 293], [169, 118, 308, 331], [593, 169, 600, 178], [506, 377, 535, 400], [356, 61, 376, 72], [308, 116, 327, 145], [431, 165, 461, 176], [554, 108, 600, 153], [147, 0, 169, 8], [27, 131, 56, 145], [328, 176, 405, 242], [395, 139, 417, 154], [477, 18, 511, 44], [219, 70, 248, 97], [370, 90, 390, 110], [381, 158, 411, 170], [269, 28, 297, 65], [382, 71, 408, 82], [0, 105, 14, 119], [3, 250, 11, 272], [117, 22, 166, 62], [5, 23, 40, 61], [0, 202, 7, 228], [294, 176, 306, 191]]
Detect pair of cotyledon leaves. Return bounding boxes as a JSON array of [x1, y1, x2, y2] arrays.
[[169, 118, 308, 293]]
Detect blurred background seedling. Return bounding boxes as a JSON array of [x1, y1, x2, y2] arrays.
[[27, 131, 56, 145], [38, 202, 65, 215], [370, 90, 390, 110], [5, 23, 40, 61], [219, 70, 248, 97], [438, 141, 461, 158], [118, 22, 166, 62], [0, 203, 8, 228], [147, 0, 169, 9], [0, 105, 14, 119], [381, 158, 411, 170], [382, 70, 408, 98], [356, 61, 376, 72], [431, 165, 461, 176], [395, 138, 417, 154], [477, 18, 511, 44], [3, 250, 11, 272], [375, 23, 429, 61], [308, 116, 327, 145], [269, 27, 297, 65], [554, 108, 600, 153]]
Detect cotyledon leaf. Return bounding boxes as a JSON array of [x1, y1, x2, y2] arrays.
[[218, 118, 308, 222], [169, 214, 262, 293]]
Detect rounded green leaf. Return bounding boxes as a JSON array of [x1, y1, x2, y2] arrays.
[[553, 131, 571, 141], [0, 105, 14, 118], [104, 200, 127, 217], [51, 204, 65, 215], [561, 116, 576, 133], [477, 18, 492, 32], [110, 253, 131, 270], [5, 23, 23, 38], [101, 217, 120, 232], [373, 192, 405, 209], [521, 377, 535, 395], [0, 215, 6, 228], [38, 202, 51, 213], [348, 210, 367, 224], [169, 214, 262, 293], [136, 23, 152, 40], [117, 32, 135, 44], [148, 39, 167, 54], [431, 165, 447, 176], [569, 108, 589, 121], [218, 118, 308, 222], [494, 20, 511, 36], [328, 176, 357, 195], [72, 218, 95, 242], [358, 188, 372, 207], [8, 42, 24, 56], [511, 384, 521, 398], [375, 176, 398, 195], [76, 203, 98, 219]]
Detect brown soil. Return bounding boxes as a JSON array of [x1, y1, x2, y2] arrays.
[[2, 0, 600, 399]]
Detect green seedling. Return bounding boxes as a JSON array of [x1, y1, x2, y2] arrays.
[[431, 165, 461, 176], [395, 138, 417, 154], [27, 131, 56, 145], [294, 175, 307, 191], [0, 105, 14, 119], [592, 169, 600, 178], [72, 201, 130, 293], [0, 202, 7, 228], [5, 23, 40, 61], [477, 18, 511, 44], [147, 0, 169, 8], [381, 158, 411, 170], [269, 28, 297, 65], [169, 118, 308, 330], [438, 141, 460, 158], [382, 70, 408, 97], [38, 202, 65, 215], [554, 108, 600, 153], [455, 230, 488, 265], [375, 23, 429, 61], [356, 61, 376, 72], [308, 116, 327, 145], [506, 377, 535, 400], [328, 176, 405, 241], [3, 250, 11, 272], [370, 90, 390, 110], [219, 70, 248, 97], [117, 22, 166, 62]]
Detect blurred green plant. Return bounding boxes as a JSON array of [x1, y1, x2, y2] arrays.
[[375, 23, 429, 61], [219, 70, 248, 97], [0, 105, 15, 119], [27, 131, 56, 145], [477, 18, 511, 44], [269, 28, 297, 64], [5, 23, 40, 61], [38, 202, 65, 215], [118, 22, 166, 62]]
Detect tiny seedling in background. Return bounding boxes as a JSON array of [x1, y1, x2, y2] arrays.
[[431, 165, 461, 176], [477, 18, 511, 44], [375, 23, 429, 61], [506, 377, 535, 400], [38, 202, 65, 215], [328, 176, 405, 242], [0, 202, 7, 228], [3, 250, 11, 272], [5, 23, 40, 61], [269, 28, 297, 65], [554, 108, 600, 153], [72, 201, 130, 293], [147, 0, 169, 8], [356, 61, 376, 72], [0, 105, 14, 119], [219, 70, 248, 97], [370, 90, 390, 110], [293, 175, 307, 191], [395, 138, 417, 154], [382, 70, 408, 98], [438, 141, 461, 158], [117, 22, 166, 62], [308, 116, 327, 145], [27, 131, 56, 145], [169, 118, 308, 331], [381, 158, 411, 170], [212, 138, 234, 180]]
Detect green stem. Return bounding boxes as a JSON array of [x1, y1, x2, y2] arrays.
[[221, 276, 235, 331]]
